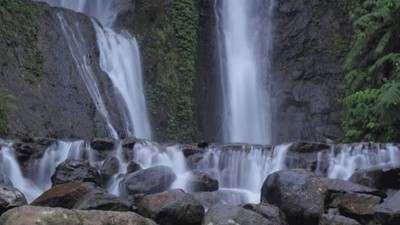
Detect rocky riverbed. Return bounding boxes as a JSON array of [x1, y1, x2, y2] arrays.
[[1, 138, 400, 224]]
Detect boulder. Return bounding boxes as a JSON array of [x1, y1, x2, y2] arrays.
[[374, 191, 400, 225], [51, 159, 101, 187], [137, 189, 204, 225], [122, 165, 176, 195], [100, 156, 119, 182], [261, 169, 327, 224], [73, 189, 130, 211], [319, 178, 385, 197], [319, 214, 361, 225], [330, 193, 381, 217], [126, 161, 142, 174], [202, 204, 273, 225], [31, 182, 96, 208], [0, 185, 27, 215], [241, 203, 288, 225], [0, 205, 157, 225], [12, 138, 56, 165], [122, 136, 136, 149], [90, 138, 115, 151], [193, 190, 249, 208], [349, 165, 400, 189], [186, 171, 218, 192]]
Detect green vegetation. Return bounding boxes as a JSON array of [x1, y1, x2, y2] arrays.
[[0, 0, 44, 83], [340, 0, 400, 142], [0, 91, 13, 133], [143, 0, 198, 142]]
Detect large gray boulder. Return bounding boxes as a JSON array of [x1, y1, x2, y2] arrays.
[[122, 165, 176, 195], [202, 204, 273, 225], [0, 185, 27, 215], [0, 205, 157, 225], [349, 165, 400, 189], [374, 191, 400, 225], [51, 159, 101, 187], [137, 189, 204, 225], [261, 169, 326, 224]]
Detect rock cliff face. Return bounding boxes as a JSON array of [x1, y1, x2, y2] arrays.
[[0, 2, 124, 139], [269, 0, 351, 143]]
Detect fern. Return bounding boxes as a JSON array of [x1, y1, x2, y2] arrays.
[[340, 0, 400, 142]]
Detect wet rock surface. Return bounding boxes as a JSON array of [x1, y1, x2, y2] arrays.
[[186, 171, 218, 192], [319, 214, 361, 225], [73, 189, 130, 211], [122, 165, 176, 195], [0, 205, 157, 225], [261, 169, 327, 224], [51, 159, 101, 187], [241, 203, 288, 225], [202, 204, 274, 225], [349, 165, 400, 189], [374, 191, 400, 225], [0, 185, 27, 215], [31, 182, 96, 209], [137, 189, 204, 225]]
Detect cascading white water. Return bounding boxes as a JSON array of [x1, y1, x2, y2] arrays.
[[57, 13, 118, 138], [37, 0, 152, 139], [0, 140, 102, 202], [195, 144, 289, 203], [323, 143, 400, 180], [216, 0, 275, 144]]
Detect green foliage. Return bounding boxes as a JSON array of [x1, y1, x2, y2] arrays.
[[340, 0, 400, 142], [143, 0, 198, 142], [0, 92, 13, 133]]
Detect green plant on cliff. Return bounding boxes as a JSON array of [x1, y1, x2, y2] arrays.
[[340, 0, 400, 142], [0, 0, 44, 82], [143, 0, 198, 142], [0, 92, 13, 133]]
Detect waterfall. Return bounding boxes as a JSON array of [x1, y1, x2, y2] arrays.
[[216, 0, 275, 144], [36, 0, 152, 140], [323, 143, 400, 180]]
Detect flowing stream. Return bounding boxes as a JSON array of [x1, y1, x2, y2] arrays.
[[2, 138, 400, 204], [216, 0, 275, 144], [36, 0, 152, 139]]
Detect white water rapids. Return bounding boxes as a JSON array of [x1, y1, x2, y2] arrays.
[[1, 139, 400, 205]]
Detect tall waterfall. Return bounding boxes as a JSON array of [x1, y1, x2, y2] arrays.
[[216, 0, 275, 144], [37, 0, 152, 140]]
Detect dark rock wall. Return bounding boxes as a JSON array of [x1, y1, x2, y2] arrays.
[[194, 0, 224, 142], [270, 0, 351, 143], [0, 2, 124, 139]]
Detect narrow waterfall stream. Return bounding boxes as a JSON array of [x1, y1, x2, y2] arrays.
[[36, 0, 152, 139], [216, 0, 275, 144]]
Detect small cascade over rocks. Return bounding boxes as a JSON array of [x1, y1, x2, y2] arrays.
[[2, 138, 400, 224]]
